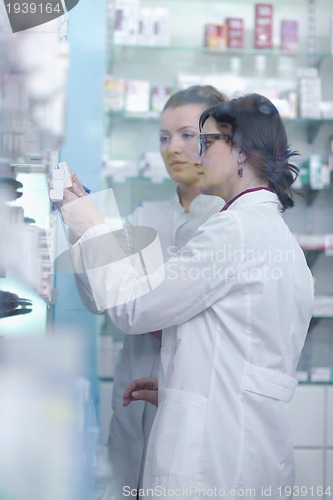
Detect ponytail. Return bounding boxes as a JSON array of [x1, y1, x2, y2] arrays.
[[264, 148, 299, 211]]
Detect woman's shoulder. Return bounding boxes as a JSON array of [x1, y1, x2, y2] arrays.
[[189, 209, 241, 247], [126, 197, 177, 226]]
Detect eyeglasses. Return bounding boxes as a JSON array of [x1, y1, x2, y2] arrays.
[[197, 133, 232, 157]]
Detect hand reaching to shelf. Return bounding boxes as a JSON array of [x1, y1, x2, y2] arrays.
[[60, 174, 104, 240]]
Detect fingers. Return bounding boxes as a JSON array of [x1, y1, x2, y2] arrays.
[[123, 377, 158, 397], [73, 174, 85, 192], [62, 178, 87, 204], [131, 389, 158, 407], [122, 378, 144, 399], [71, 174, 86, 198], [62, 188, 78, 203], [123, 377, 158, 407], [123, 390, 158, 408]]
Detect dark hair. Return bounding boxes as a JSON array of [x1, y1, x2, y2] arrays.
[[199, 93, 299, 211], [163, 85, 228, 111]]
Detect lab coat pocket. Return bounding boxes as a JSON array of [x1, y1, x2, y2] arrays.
[[238, 363, 298, 491], [242, 362, 298, 402], [152, 388, 207, 480]]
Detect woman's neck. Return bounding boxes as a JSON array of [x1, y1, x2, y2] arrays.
[[177, 183, 201, 212], [223, 178, 269, 204]]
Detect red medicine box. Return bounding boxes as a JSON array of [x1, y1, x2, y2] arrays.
[[226, 18, 244, 49], [255, 3, 273, 49]]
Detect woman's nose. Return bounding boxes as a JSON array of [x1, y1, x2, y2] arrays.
[[168, 136, 182, 152], [194, 152, 203, 165]]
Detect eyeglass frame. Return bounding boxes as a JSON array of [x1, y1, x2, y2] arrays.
[[197, 133, 233, 157]]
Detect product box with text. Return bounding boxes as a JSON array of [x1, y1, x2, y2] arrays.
[[254, 3, 273, 49]]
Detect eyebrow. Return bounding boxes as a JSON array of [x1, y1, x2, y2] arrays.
[[159, 126, 197, 134]]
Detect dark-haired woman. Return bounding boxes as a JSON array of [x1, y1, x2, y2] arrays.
[[62, 94, 314, 499], [71, 85, 227, 499]]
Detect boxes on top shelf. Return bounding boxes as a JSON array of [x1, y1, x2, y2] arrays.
[[152, 7, 170, 47], [113, 0, 170, 47], [137, 7, 154, 46], [254, 3, 273, 49], [203, 18, 244, 50], [113, 0, 140, 45], [225, 18, 244, 49], [137, 6, 170, 46], [281, 20, 299, 52], [204, 24, 226, 50]]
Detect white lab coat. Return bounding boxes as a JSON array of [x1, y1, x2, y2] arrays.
[[107, 194, 224, 496], [76, 189, 314, 499]]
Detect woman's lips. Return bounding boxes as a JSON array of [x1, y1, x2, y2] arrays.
[[171, 161, 186, 167]]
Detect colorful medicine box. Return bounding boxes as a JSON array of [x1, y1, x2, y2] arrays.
[[204, 24, 226, 49]]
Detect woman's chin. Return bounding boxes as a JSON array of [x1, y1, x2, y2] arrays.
[[170, 171, 198, 186], [198, 179, 213, 195]]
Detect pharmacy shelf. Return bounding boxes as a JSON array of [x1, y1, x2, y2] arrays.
[[108, 45, 333, 81], [106, 111, 333, 126], [111, 45, 333, 61], [103, 174, 172, 185], [107, 110, 159, 121], [102, 175, 333, 193]]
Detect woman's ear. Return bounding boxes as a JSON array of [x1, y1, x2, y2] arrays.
[[238, 152, 246, 164]]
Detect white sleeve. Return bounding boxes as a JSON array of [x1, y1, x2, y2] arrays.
[[70, 224, 114, 313], [78, 213, 241, 334], [71, 204, 142, 313]]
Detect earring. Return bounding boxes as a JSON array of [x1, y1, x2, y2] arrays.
[[238, 154, 246, 177], [238, 161, 244, 178]]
